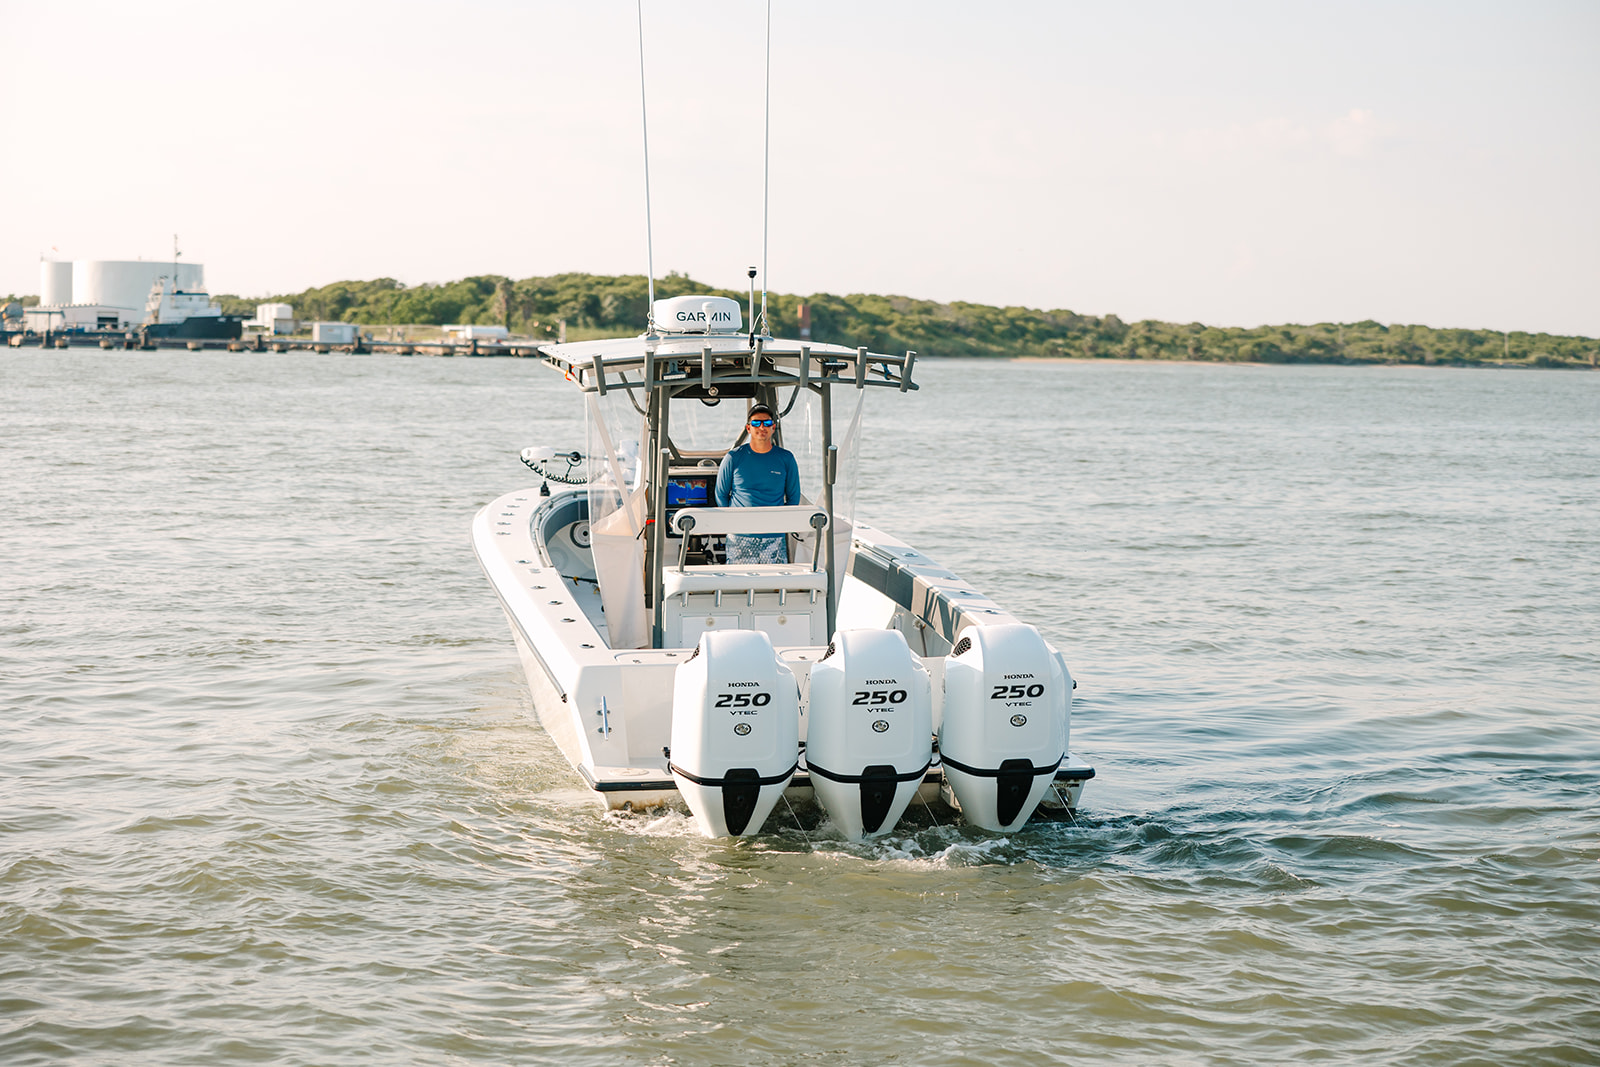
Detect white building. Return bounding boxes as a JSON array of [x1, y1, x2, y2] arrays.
[[250, 303, 295, 335], [443, 324, 509, 340], [23, 304, 129, 332], [311, 321, 358, 344]]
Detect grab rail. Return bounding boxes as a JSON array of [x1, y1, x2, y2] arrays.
[[674, 506, 829, 572]]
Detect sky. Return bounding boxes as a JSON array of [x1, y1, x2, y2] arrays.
[[4, 0, 1597, 336]]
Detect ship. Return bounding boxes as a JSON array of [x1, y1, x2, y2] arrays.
[[140, 275, 246, 340]]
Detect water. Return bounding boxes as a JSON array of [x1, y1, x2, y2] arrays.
[[3, 351, 1597, 1065]]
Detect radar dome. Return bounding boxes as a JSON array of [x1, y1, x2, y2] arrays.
[[653, 295, 742, 335]]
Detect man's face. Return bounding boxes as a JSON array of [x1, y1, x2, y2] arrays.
[[748, 413, 776, 447]]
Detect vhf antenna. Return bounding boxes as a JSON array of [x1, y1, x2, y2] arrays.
[[636, 0, 657, 335], [758, 0, 772, 337]]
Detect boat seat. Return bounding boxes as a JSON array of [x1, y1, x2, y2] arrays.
[[662, 565, 828, 647], [664, 506, 830, 646], [663, 565, 827, 598]]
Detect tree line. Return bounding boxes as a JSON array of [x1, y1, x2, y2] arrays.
[[210, 273, 1596, 368]]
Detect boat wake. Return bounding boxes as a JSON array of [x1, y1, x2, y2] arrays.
[[599, 799, 1076, 868]]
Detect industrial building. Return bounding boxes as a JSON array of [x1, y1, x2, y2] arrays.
[[443, 324, 510, 340], [310, 322, 358, 344], [28, 257, 207, 331], [249, 303, 295, 335]]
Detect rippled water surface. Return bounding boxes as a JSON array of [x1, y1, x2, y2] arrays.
[[4, 351, 1598, 1065]]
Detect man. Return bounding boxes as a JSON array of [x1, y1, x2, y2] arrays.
[[715, 402, 801, 563]]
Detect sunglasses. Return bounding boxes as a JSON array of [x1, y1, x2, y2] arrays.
[[749, 418, 775, 427]]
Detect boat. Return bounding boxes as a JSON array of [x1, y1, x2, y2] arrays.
[[472, 293, 1095, 839], [140, 275, 246, 340]]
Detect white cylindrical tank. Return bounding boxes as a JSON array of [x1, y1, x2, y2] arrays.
[[805, 628, 933, 840], [256, 303, 295, 335], [939, 623, 1070, 832], [669, 628, 800, 838], [73, 260, 204, 315], [39, 261, 73, 306]]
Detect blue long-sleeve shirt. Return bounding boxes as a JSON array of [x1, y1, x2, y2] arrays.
[[715, 444, 801, 509]]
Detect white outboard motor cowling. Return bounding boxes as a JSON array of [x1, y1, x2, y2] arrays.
[[669, 629, 800, 838], [805, 629, 933, 840], [939, 623, 1070, 832]]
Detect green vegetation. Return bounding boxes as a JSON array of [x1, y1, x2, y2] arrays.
[[206, 273, 1596, 368], [215, 273, 726, 338]]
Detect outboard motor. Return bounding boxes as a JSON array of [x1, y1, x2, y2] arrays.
[[669, 629, 800, 838], [805, 629, 933, 840], [939, 623, 1070, 832]]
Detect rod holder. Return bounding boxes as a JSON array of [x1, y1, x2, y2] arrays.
[[901, 350, 916, 392], [826, 444, 838, 485], [702, 344, 713, 392], [809, 510, 828, 572], [677, 513, 696, 572], [592, 354, 607, 396], [856, 347, 867, 390]]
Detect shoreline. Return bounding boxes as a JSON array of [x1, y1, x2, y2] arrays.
[[1008, 355, 1598, 371]]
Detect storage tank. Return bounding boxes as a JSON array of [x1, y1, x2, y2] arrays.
[[72, 260, 204, 317], [256, 303, 295, 335], [39, 260, 73, 306]]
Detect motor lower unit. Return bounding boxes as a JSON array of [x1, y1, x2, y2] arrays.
[[804, 629, 934, 840], [938, 623, 1070, 832], [669, 629, 800, 838]]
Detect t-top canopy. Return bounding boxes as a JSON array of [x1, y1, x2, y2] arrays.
[[538, 331, 918, 397]]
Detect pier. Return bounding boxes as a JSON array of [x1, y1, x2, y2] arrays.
[[2, 328, 546, 357]]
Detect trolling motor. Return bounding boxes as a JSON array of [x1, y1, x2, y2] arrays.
[[521, 447, 586, 496]]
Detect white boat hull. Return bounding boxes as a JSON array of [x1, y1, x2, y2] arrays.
[[474, 486, 1093, 822]]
